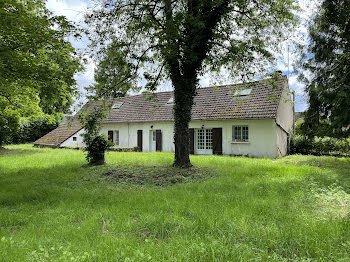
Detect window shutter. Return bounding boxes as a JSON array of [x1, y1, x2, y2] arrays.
[[137, 130, 143, 152], [212, 128, 222, 155], [189, 128, 195, 154], [156, 129, 162, 151], [108, 130, 114, 142]]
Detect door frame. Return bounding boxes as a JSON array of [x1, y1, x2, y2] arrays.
[[195, 128, 213, 155]]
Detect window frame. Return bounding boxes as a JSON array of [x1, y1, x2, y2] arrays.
[[115, 130, 120, 146], [111, 102, 123, 109], [232, 125, 249, 143]]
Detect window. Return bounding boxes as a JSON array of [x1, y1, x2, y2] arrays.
[[167, 97, 174, 104], [233, 126, 249, 142], [73, 137, 77, 141], [233, 88, 252, 96], [111, 102, 123, 109], [115, 130, 119, 146]]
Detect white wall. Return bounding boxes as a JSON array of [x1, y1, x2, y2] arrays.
[[96, 119, 278, 158], [276, 82, 293, 133], [275, 81, 293, 157], [60, 129, 85, 147], [60, 119, 279, 158], [276, 126, 288, 157]]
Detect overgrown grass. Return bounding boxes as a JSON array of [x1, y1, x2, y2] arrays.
[[1, 144, 350, 261]]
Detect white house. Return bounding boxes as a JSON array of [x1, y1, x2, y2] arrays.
[[34, 76, 293, 158]]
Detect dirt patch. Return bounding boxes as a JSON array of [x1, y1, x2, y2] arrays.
[[99, 166, 214, 187]]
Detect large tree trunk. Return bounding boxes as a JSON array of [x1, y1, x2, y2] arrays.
[[172, 79, 197, 168], [164, 0, 229, 168], [173, 120, 191, 167]]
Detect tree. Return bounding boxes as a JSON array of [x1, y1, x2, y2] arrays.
[[86, 0, 297, 167], [0, 0, 82, 146], [298, 0, 350, 138]]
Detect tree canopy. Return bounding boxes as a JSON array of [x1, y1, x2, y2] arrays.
[[0, 0, 83, 145], [298, 0, 350, 138], [86, 0, 298, 167]]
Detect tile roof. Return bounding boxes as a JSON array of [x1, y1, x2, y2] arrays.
[[102, 76, 287, 123], [33, 118, 82, 147], [34, 76, 287, 147]]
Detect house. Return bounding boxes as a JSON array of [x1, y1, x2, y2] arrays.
[[34, 76, 293, 158]]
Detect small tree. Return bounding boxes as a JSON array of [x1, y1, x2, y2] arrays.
[[79, 105, 111, 165]]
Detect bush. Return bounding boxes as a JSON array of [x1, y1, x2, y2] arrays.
[[10, 115, 62, 144], [291, 135, 350, 156], [85, 135, 111, 165], [79, 106, 111, 165], [0, 112, 19, 146]]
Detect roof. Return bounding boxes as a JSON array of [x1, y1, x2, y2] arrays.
[[33, 118, 82, 147], [102, 75, 287, 123], [34, 76, 288, 147]]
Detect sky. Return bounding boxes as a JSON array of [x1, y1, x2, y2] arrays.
[[46, 0, 317, 113]]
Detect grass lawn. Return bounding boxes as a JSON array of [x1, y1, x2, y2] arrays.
[[1, 144, 350, 261]]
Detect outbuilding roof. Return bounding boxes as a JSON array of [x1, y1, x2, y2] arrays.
[[33, 119, 82, 147], [34, 76, 288, 147]]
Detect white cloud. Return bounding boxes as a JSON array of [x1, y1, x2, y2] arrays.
[[46, 0, 88, 23]]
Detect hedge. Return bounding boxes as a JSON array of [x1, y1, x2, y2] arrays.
[[290, 135, 350, 156], [10, 115, 62, 144]]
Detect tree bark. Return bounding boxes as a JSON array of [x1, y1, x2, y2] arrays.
[[172, 78, 196, 168], [173, 120, 191, 167]]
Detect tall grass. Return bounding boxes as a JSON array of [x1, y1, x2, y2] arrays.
[[0, 144, 350, 261]]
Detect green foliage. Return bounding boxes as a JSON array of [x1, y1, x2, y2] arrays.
[[10, 115, 63, 144], [298, 0, 350, 138], [2, 145, 350, 260], [0, 0, 83, 146], [78, 105, 111, 165], [0, 111, 19, 146], [291, 135, 350, 156], [84, 135, 110, 165], [295, 118, 342, 138], [86, 0, 298, 167]]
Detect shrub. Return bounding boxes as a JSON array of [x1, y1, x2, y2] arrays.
[[79, 105, 111, 165], [85, 135, 111, 165], [11, 115, 62, 144], [291, 135, 350, 156]]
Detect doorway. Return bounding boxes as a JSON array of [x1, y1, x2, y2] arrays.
[[151, 130, 156, 152], [195, 128, 213, 155]]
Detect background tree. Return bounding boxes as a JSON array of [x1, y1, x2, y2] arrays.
[[86, 0, 298, 167], [0, 0, 83, 146], [298, 0, 350, 138]]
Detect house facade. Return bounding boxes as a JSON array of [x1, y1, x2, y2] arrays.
[[34, 76, 293, 158]]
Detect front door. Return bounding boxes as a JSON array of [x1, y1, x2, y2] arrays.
[[196, 129, 213, 155], [151, 130, 156, 152]]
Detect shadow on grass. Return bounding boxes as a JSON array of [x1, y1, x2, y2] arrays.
[[0, 146, 44, 157]]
